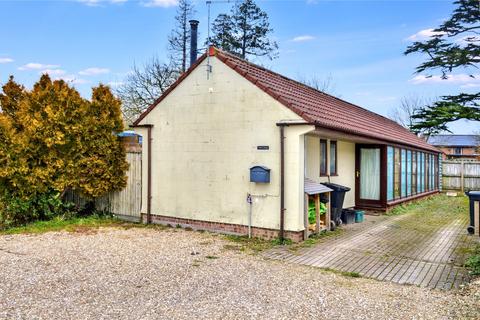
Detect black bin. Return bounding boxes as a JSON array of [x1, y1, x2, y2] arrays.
[[465, 191, 480, 235], [321, 183, 351, 225]]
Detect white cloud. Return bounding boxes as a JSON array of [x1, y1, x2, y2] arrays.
[[0, 57, 14, 64], [406, 28, 446, 41], [19, 63, 60, 71], [79, 0, 127, 6], [410, 74, 480, 88], [107, 81, 125, 87], [142, 0, 178, 8], [79, 67, 110, 76], [291, 35, 315, 42], [40, 69, 66, 76], [456, 35, 480, 45]]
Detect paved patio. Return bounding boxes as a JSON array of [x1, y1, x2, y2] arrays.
[[265, 211, 477, 290]]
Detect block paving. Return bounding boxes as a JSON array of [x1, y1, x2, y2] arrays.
[[265, 213, 478, 290]]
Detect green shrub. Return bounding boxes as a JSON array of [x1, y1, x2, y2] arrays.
[[0, 190, 76, 229]]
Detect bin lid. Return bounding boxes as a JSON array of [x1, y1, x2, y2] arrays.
[[321, 182, 351, 192], [466, 191, 480, 199], [304, 178, 333, 195]]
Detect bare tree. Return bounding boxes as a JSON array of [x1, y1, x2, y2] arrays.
[[168, 0, 195, 73], [388, 95, 434, 133], [116, 57, 179, 124], [298, 74, 340, 97]]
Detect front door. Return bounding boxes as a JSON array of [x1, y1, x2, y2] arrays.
[[355, 145, 385, 208]]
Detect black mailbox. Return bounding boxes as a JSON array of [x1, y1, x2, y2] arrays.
[[250, 166, 270, 183]]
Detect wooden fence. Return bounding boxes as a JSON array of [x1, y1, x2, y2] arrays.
[[66, 152, 142, 222], [442, 160, 480, 191]]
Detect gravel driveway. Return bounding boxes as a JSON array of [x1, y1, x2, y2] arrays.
[[1, 227, 479, 319]]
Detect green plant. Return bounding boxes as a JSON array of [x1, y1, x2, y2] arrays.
[[465, 244, 480, 276], [0, 190, 76, 229], [341, 271, 361, 278]]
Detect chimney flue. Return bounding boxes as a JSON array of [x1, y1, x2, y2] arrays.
[[189, 20, 199, 67]]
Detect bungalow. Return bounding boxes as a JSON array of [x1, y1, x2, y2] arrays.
[[132, 47, 441, 241], [427, 134, 479, 160]]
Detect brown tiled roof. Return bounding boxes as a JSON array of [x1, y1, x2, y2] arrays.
[[214, 49, 438, 152], [133, 47, 438, 153]]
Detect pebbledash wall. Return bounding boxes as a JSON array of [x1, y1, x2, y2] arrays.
[[134, 56, 315, 239]]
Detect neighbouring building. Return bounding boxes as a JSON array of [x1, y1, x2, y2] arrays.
[[132, 47, 441, 241], [427, 135, 479, 161]]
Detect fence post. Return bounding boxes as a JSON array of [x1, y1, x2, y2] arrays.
[[460, 159, 465, 193]]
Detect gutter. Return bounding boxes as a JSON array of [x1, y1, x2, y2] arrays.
[[131, 124, 153, 224], [276, 121, 312, 241]]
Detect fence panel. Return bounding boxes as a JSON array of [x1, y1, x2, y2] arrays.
[[442, 160, 480, 191], [66, 152, 142, 222]]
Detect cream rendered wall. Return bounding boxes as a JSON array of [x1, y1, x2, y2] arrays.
[[305, 135, 356, 208], [135, 56, 314, 232]]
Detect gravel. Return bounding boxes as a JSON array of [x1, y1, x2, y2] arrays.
[[0, 227, 479, 320]]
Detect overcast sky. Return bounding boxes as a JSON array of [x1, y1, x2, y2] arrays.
[[0, 0, 477, 133]]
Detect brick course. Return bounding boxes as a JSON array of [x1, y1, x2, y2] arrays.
[[142, 214, 304, 242]]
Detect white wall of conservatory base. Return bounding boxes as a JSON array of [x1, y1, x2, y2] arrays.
[[135, 56, 315, 233]]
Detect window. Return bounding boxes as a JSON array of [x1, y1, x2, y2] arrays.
[[454, 147, 462, 155], [406, 150, 412, 197], [394, 148, 401, 199], [387, 147, 394, 201], [330, 141, 337, 175], [426, 154, 430, 191], [401, 149, 407, 197], [320, 139, 327, 176], [412, 151, 417, 195], [387, 148, 440, 203]]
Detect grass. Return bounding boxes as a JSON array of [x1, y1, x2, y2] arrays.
[[0, 214, 163, 236], [322, 267, 362, 278], [222, 235, 290, 254], [387, 194, 468, 234]]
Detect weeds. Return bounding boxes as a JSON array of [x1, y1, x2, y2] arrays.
[[223, 235, 288, 254], [465, 244, 480, 276]]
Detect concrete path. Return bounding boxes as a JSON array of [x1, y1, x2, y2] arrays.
[[265, 213, 477, 290]]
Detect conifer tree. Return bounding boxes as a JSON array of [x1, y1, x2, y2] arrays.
[[209, 0, 278, 60], [405, 0, 480, 134], [167, 0, 196, 73]]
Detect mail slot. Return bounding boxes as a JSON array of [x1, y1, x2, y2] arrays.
[[250, 166, 270, 183]]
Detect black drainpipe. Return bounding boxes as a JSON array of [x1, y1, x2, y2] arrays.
[[189, 20, 199, 67]]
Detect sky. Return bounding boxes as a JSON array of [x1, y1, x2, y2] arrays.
[[0, 0, 477, 133]]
